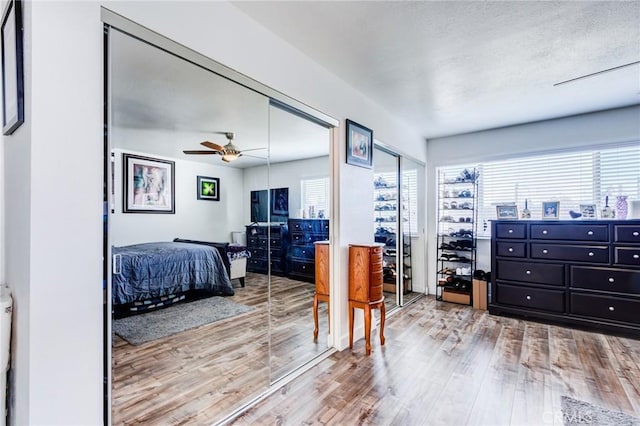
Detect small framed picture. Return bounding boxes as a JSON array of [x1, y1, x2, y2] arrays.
[[1, 0, 25, 135], [542, 201, 559, 220], [580, 203, 597, 219], [123, 153, 175, 213], [346, 119, 373, 168], [496, 205, 518, 219], [197, 176, 220, 201]]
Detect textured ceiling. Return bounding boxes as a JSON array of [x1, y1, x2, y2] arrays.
[[233, 1, 640, 138]]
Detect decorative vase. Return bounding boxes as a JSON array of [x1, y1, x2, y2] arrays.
[[616, 195, 628, 220]]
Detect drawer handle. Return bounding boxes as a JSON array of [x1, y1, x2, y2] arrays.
[[508, 229, 513, 234], [634, 231, 639, 236], [542, 249, 548, 254], [508, 247, 514, 252], [542, 230, 548, 234], [588, 252, 594, 257], [634, 254, 640, 259], [587, 230, 594, 236], [526, 295, 532, 300], [302, 250, 307, 254], [609, 277, 615, 283], [525, 270, 531, 275], [302, 265, 306, 269], [609, 306, 615, 311]]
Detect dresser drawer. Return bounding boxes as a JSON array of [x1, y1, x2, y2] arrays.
[[496, 242, 526, 257], [496, 283, 565, 313], [571, 292, 640, 324], [615, 247, 640, 267], [570, 266, 640, 294], [495, 223, 526, 239], [614, 225, 640, 244], [530, 224, 608, 241], [291, 232, 326, 245], [290, 260, 314, 275], [290, 245, 314, 260], [496, 260, 564, 286], [289, 219, 314, 232], [531, 244, 609, 263]]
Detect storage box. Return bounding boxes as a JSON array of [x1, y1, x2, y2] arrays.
[[442, 288, 471, 305], [472, 279, 487, 310]]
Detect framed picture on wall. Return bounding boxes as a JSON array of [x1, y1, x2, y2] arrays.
[[346, 119, 373, 168], [1, 0, 24, 135], [123, 153, 175, 213], [197, 176, 220, 201]]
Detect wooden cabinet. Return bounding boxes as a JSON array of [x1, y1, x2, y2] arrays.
[[245, 224, 288, 276], [491, 220, 640, 336], [313, 241, 330, 341], [348, 243, 385, 355], [288, 218, 329, 282]]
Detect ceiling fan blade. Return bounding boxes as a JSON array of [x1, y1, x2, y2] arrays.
[[201, 141, 225, 151], [242, 154, 268, 160], [239, 147, 267, 153], [183, 150, 219, 155]]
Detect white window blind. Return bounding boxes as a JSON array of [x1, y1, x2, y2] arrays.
[[301, 177, 330, 217], [438, 143, 640, 238], [402, 169, 418, 235]]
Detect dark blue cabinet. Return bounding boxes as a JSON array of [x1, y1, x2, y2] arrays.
[[288, 219, 329, 282]]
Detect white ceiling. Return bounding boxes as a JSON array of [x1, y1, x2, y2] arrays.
[[233, 1, 640, 139], [110, 30, 330, 168]]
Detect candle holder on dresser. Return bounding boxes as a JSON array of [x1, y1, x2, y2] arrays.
[[348, 243, 386, 355]]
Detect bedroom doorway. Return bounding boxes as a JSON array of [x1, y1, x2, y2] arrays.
[[104, 17, 337, 425]]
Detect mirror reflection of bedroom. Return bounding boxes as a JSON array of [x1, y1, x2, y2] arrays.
[[107, 28, 332, 424]]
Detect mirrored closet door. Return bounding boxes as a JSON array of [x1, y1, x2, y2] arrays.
[[106, 24, 334, 424]]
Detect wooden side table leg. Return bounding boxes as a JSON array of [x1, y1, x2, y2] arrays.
[[349, 303, 354, 349], [313, 294, 319, 341], [379, 302, 386, 346], [365, 305, 372, 355]]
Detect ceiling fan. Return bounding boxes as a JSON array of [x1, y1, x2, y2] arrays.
[[183, 132, 264, 163]]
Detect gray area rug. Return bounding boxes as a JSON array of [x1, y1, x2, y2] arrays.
[[561, 396, 640, 425], [113, 296, 254, 345]]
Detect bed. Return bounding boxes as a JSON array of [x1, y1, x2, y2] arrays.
[[112, 241, 234, 311]]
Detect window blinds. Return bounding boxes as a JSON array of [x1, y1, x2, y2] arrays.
[[438, 142, 640, 238]]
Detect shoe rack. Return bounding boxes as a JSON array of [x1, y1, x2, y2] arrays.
[[436, 168, 478, 305]]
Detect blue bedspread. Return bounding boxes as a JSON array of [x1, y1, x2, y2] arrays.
[[112, 242, 234, 305]]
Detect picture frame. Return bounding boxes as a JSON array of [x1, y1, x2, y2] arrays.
[[346, 119, 373, 168], [542, 201, 559, 220], [123, 153, 175, 214], [271, 187, 289, 217], [196, 176, 220, 201], [496, 205, 518, 219], [580, 203, 597, 220], [1, 0, 24, 135]]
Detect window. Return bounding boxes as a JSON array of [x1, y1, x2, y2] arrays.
[[402, 168, 419, 235], [438, 142, 640, 238], [301, 177, 330, 218]]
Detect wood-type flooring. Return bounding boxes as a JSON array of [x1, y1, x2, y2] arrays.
[[112, 272, 329, 425], [233, 296, 640, 425]]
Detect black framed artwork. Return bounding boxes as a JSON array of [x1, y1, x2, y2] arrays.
[[123, 153, 175, 214], [197, 176, 220, 201], [346, 119, 373, 168], [1, 0, 24, 135]]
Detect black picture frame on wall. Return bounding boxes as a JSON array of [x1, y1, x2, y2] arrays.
[[1, 0, 24, 135], [346, 119, 373, 169], [197, 176, 220, 201], [123, 153, 175, 214]]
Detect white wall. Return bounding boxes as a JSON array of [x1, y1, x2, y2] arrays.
[[425, 105, 640, 295], [2, 2, 426, 424], [111, 149, 244, 246], [242, 156, 329, 223]]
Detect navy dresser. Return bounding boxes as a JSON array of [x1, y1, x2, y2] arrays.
[[490, 219, 640, 336], [245, 224, 288, 276], [288, 219, 330, 282]]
